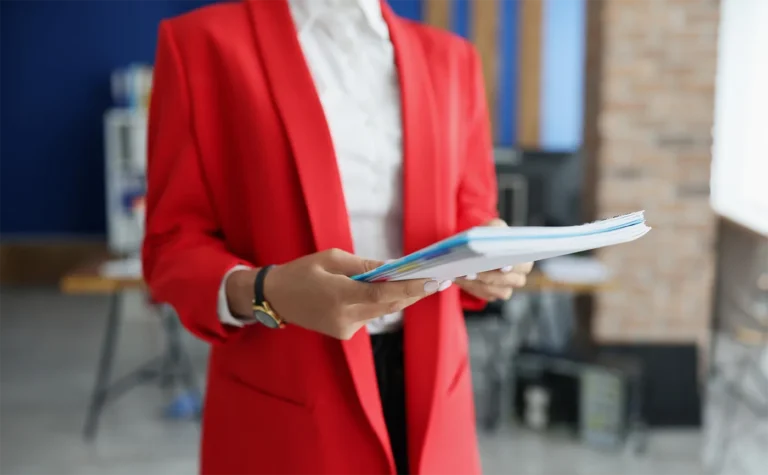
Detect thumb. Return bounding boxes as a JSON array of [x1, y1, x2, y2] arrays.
[[485, 218, 508, 228], [321, 249, 384, 277]]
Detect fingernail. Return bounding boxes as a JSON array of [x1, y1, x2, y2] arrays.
[[424, 280, 440, 293], [438, 280, 453, 292], [465, 273, 477, 281], [501, 266, 513, 273]]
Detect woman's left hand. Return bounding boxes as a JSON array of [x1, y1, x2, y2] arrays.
[[455, 218, 534, 301]]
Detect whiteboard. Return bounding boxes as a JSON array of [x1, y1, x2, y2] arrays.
[[711, 0, 768, 237]]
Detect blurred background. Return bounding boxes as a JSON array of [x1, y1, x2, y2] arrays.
[[1, 0, 766, 474]]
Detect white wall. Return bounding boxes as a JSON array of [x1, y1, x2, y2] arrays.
[[711, 0, 768, 236]]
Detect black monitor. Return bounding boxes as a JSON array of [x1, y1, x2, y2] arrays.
[[494, 148, 582, 228]]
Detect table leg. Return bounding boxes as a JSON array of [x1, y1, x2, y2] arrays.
[[158, 306, 176, 391], [83, 291, 122, 441]]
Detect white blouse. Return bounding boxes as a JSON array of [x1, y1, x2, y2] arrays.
[[218, 0, 405, 333]]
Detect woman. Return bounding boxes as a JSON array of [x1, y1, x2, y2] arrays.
[[142, 0, 532, 473]]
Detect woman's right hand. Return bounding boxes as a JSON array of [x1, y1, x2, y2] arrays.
[[226, 249, 443, 340]]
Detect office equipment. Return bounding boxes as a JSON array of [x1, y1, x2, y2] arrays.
[[511, 347, 647, 452], [495, 149, 581, 227], [467, 270, 614, 431], [104, 108, 147, 255], [497, 172, 529, 227], [354, 211, 649, 282], [470, 254, 651, 453], [579, 355, 644, 450], [111, 64, 153, 110]]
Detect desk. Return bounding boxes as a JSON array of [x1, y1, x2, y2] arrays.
[[468, 264, 616, 433], [61, 257, 200, 441], [60, 256, 145, 294], [513, 268, 614, 402], [514, 268, 646, 452]]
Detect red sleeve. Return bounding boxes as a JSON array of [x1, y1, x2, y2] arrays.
[[142, 21, 251, 344], [456, 45, 500, 311]]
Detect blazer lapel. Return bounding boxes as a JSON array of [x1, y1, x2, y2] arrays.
[[382, 3, 445, 472], [246, 0, 351, 253], [246, 0, 393, 468]]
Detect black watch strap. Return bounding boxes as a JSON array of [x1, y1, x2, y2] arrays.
[[253, 265, 274, 306]]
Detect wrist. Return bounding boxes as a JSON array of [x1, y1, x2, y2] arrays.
[[225, 268, 259, 320]]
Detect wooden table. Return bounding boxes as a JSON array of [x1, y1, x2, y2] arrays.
[[60, 256, 146, 294], [61, 256, 199, 441]]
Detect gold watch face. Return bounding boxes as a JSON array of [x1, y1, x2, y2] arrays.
[[252, 302, 283, 329]]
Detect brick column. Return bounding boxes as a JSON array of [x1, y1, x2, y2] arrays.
[[588, 0, 720, 349]]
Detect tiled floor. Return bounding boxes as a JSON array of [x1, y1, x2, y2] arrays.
[[0, 288, 734, 475]]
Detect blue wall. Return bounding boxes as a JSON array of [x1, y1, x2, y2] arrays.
[[0, 0, 216, 236], [388, 0, 424, 21], [0, 0, 423, 236], [0, 0, 583, 236]]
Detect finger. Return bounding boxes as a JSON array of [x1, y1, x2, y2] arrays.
[[477, 286, 513, 301], [321, 249, 384, 277], [495, 287, 514, 300], [485, 218, 507, 228], [474, 262, 532, 282], [496, 263, 533, 275], [350, 296, 422, 322], [474, 271, 527, 288], [479, 263, 524, 276], [516, 261, 534, 274], [505, 262, 533, 274], [462, 286, 506, 301], [343, 278, 439, 304], [459, 281, 514, 301]]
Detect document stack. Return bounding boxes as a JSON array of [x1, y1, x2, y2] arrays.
[[353, 211, 650, 282]]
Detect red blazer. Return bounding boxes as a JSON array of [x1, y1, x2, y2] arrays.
[[142, 1, 498, 473]]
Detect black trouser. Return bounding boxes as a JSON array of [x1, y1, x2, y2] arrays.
[[371, 330, 409, 475]]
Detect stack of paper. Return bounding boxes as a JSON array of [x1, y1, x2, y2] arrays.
[[352, 211, 650, 282]]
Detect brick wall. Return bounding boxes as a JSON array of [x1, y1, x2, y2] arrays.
[[590, 0, 720, 348]]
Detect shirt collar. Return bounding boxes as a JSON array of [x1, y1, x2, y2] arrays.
[[288, 0, 388, 39]]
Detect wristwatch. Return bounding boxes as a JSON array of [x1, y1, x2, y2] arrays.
[[252, 265, 285, 329]]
